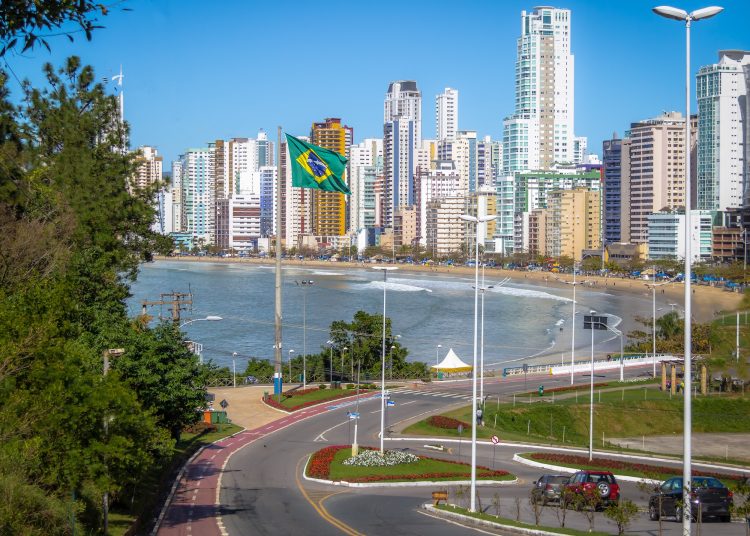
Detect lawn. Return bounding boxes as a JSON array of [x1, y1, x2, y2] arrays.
[[404, 391, 750, 452], [433, 504, 609, 536], [308, 445, 514, 483]]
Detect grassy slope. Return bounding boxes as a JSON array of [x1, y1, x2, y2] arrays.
[[326, 448, 514, 482], [404, 390, 750, 449], [278, 388, 372, 409]]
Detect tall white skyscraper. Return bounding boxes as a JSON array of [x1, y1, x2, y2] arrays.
[[436, 87, 459, 141], [503, 6, 575, 174], [348, 138, 383, 247], [384, 80, 422, 227], [178, 147, 215, 244], [697, 50, 750, 211]]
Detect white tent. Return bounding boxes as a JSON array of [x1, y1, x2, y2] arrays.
[[431, 348, 472, 372]]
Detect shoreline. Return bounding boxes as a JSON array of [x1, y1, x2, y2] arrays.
[[154, 256, 742, 370], [152, 255, 741, 324]]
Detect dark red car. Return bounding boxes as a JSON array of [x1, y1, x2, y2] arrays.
[[565, 470, 620, 508]]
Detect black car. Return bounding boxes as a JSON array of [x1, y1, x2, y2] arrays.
[[649, 477, 732, 522], [531, 474, 569, 505]]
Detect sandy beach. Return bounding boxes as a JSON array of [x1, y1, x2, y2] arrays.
[[153, 255, 742, 323]]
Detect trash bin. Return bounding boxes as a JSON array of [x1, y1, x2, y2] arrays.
[[210, 411, 229, 424], [332, 381, 341, 389], [538, 385, 544, 397]]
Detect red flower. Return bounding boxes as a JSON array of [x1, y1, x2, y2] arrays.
[[427, 416, 471, 430]]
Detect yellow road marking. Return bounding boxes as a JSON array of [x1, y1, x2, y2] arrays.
[[295, 457, 365, 536]]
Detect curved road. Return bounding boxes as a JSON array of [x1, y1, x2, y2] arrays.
[[159, 367, 748, 535]]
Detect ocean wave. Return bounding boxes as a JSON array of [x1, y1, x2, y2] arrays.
[[365, 281, 433, 293], [488, 286, 572, 302], [555, 318, 565, 326]]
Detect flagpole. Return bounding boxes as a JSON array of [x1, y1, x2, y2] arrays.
[[274, 126, 283, 399]]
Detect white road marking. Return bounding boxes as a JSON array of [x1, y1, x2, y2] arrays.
[[314, 420, 348, 442], [416, 509, 497, 534]]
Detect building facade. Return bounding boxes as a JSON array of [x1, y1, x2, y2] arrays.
[[310, 118, 353, 237], [436, 87, 458, 141]]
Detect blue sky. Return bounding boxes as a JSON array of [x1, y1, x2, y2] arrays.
[[4, 0, 749, 165]]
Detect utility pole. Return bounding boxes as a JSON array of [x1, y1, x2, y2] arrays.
[[141, 292, 193, 324]]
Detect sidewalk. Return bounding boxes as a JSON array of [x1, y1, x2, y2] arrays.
[[208, 385, 284, 429]]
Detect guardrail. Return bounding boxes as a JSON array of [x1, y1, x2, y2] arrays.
[[503, 354, 677, 378]]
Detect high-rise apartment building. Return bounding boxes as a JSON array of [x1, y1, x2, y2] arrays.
[[310, 118, 353, 237], [647, 210, 713, 262], [384, 81, 422, 226], [697, 50, 750, 212], [624, 112, 694, 243], [546, 188, 601, 260], [178, 147, 215, 244], [426, 195, 466, 256], [436, 87, 458, 141], [503, 7, 575, 174], [602, 134, 628, 243], [416, 160, 462, 247], [349, 138, 383, 248], [132, 146, 163, 191]]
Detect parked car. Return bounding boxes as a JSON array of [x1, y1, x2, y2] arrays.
[[648, 476, 732, 522], [244, 375, 259, 384], [531, 474, 570, 505], [565, 470, 620, 508]]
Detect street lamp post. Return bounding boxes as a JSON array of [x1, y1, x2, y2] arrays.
[[232, 352, 238, 388], [326, 340, 334, 384], [588, 310, 596, 461], [459, 212, 497, 513], [390, 334, 401, 380], [341, 346, 348, 382], [647, 277, 671, 378], [288, 350, 295, 383], [102, 348, 124, 536], [435, 344, 442, 368], [373, 266, 398, 455], [558, 268, 580, 385], [295, 280, 314, 389], [653, 8, 723, 532]]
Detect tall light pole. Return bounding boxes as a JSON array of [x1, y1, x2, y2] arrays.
[[435, 344, 442, 367], [652, 6, 723, 534], [232, 352, 238, 388], [559, 267, 580, 384], [295, 280, 314, 389], [647, 277, 671, 377], [288, 349, 295, 383], [326, 340, 334, 384], [390, 334, 401, 380], [102, 348, 124, 536], [341, 346, 348, 382], [459, 212, 496, 513], [588, 310, 596, 461], [373, 266, 398, 455]]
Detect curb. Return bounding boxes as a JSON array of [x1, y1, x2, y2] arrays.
[[301, 454, 518, 488], [386, 436, 750, 475], [259, 391, 380, 414], [511, 453, 661, 485], [150, 426, 245, 536], [421, 503, 564, 536]]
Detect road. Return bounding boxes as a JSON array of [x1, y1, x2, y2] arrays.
[[159, 366, 749, 535]]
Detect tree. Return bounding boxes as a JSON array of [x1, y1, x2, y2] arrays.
[[604, 499, 639, 535], [0, 0, 117, 57]]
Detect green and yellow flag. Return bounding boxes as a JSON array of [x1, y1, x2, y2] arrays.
[[285, 134, 350, 195]]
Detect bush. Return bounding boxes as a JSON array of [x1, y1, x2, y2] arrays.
[[346, 384, 355, 390], [319, 384, 327, 390], [427, 416, 471, 430], [183, 421, 217, 434]]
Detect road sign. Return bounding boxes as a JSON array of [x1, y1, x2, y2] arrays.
[[522, 363, 528, 373], [387, 400, 395, 407], [219, 399, 228, 409], [457, 424, 464, 434], [584, 315, 608, 330], [348, 412, 360, 420], [491, 435, 500, 445]]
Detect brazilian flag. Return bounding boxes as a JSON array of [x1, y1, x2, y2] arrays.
[[285, 134, 350, 195]]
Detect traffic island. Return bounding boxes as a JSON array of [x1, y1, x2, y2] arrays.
[[423, 503, 610, 536], [262, 386, 377, 412], [304, 445, 515, 486]]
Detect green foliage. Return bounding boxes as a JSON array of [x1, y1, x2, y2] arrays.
[[0, 58, 197, 534], [604, 499, 639, 536], [0, 0, 113, 56], [626, 311, 713, 354], [243, 358, 275, 379]]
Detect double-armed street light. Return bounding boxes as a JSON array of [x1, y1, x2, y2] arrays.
[[179, 315, 222, 328], [652, 6, 723, 534], [459, 212, 497, 513], [373, 266, 398, 455], [295, 279, 314, 389]]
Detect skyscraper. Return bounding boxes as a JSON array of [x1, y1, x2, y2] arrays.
[[384, 80, 422, 227], [436, 87, 458, 141], [503, 7, 575, 174], [310, 118, 353, 237], [602, 134, 625, 243], [697, 50, 750, 212]]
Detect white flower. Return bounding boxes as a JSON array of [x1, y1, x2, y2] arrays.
[[342, 449, 420, 467]]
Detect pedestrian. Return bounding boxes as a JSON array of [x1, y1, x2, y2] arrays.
[[476, 407, 483, 426]]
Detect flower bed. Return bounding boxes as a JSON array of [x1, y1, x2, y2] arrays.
[[307, 445, 511, 483], [527, 452, 746, 483], [343, 449, 419, 467], [427, 415, 471, 430]]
